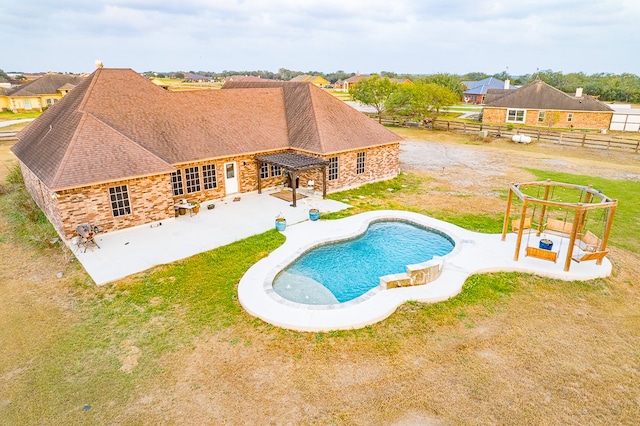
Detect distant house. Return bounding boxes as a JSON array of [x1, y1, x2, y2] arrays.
[[482, 79, 614, 130], [11, 68, 401, 239], [223, 75, 266, 83], [462, 77, 513, 104], [289, 74, 331, 87], [183, 73, 212, 82], [0, 73, 85, 112]]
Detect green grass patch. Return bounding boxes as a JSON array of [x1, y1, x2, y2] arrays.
[[0, 110, 41, 121], [3, 229, 286, 424], [0, 164, 58, 249], [526, 169, 640, 252]]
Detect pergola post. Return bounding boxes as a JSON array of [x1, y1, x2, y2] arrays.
[[257, 160, 263, 194], [565, 207, 584, 272], [514, 197, 528, 261], [322, 166, 327, 199], [290, 170, 298, 207]]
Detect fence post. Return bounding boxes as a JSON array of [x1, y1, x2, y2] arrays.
[[581, 133, 586, 147], [558, 132, 563, 145], [537, 130, 540, 143], [608, 136, 612, 149], [463, 122, 466, 132], [636, 140, 639, 154]]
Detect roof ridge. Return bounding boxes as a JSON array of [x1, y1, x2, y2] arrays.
[[77, 68, 101, 113], [307, 84, 327, 152], [51, 113, 87, 188]]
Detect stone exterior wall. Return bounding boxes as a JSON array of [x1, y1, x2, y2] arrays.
[[297, 143, 400, 193], [20, 143, 400, 239], [482, 108, 612, 130], [54, 175, 175, 238]]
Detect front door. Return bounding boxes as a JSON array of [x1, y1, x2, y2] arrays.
[[224, 162, 239, 194]]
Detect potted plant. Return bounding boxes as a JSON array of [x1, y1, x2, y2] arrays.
[[309, 208, 320, 221], [275, 213, 287, 231], [188, 200, 201, 214]]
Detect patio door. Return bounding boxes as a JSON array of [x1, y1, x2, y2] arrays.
[[224, 162, 239, 194]]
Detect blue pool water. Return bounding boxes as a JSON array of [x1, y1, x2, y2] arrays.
[[272, 221, 454, 304]]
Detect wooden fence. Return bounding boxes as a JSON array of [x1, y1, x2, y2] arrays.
[[373, 116, 640, 154]]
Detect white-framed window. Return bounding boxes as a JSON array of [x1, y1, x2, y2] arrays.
[[202, 164, 217, 190], [259, 162, 269, 179], [23, 99, 32, 110], [506, 109, 525, 123], [567, 113, 573, 122], [356, 152, 365, 174], [184, 166, 200, 193], [328, 156, 339, 181], [537, 111, 545, 122], [171, 171, 184, 196], [109, 185, 131, 217], [271, 164, 282, 176], [46, 99, 54, 107]]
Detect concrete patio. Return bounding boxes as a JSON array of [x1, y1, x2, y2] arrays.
[[70, 188, 350, 285]]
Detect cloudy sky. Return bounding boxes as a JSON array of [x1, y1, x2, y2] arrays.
[[2, 0, 638, 76]]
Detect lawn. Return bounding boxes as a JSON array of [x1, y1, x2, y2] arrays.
[[1, 139, 639, 423]]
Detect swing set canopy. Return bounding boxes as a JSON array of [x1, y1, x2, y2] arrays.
[[501, 179, 617, 272]]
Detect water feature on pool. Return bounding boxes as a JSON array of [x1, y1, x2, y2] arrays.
[[272, 221, 455, 305]]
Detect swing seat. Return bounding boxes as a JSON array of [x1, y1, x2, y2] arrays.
[[544, 218, 573, 236], [572, 249, 609, 263], [526, 246, 558, 263], [575, 230, 602, 253], [511, 217, 533, 233]]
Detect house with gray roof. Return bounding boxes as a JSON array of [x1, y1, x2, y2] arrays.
[[11, 68, 401, 239], [482, 79, 614, 130], [0, 73, 85, 112], [462, 77, 514, 104]]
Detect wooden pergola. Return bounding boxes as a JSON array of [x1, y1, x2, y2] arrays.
[[501, 180, 617, 272], [255, 152, 329, 207]]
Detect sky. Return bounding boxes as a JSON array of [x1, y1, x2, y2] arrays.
[[2, 0, 639, 76]]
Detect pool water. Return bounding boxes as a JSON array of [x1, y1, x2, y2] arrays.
[[272, 221, 454, 304]]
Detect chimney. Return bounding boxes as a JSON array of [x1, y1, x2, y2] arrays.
[[576, 87, 583, 97], [504, 79, 510, 89]]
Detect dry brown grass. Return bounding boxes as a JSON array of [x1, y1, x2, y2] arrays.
[[1, 130, 640, 424]]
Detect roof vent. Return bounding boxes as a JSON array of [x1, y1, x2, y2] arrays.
[[575, 87, 583, 97], [95, 60, 104, 69]]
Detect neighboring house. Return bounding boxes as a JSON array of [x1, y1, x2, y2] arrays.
[[0, 73, 85, 112], [289, 75, 331, 87], [482, 79, 614, 130], [0, 87, 9, 111], [462, 77, 512, 104], [223, 75, 266, 83], [183, 73, 212, 82], [12, 68, 401, 239]]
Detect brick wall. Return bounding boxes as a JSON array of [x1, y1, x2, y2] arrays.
[[483, 108, 612, 130], [55, 175, 174, 238], [20, 143, 400, 239]]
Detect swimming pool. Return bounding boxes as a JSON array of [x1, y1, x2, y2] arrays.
[[272, 221, 454, 304]]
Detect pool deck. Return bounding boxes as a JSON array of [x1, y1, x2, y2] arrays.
[[238, 210, 612, 332], [70, 189, 350, 285]]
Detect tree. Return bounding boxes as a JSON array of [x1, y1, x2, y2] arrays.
[[385, 80, 459, 125], [424, 73, 464, 97], [349, 75, 398, 123], [0, 69, 9, 82]]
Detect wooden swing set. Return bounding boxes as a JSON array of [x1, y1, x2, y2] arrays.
[[501, 179, 617, 272]]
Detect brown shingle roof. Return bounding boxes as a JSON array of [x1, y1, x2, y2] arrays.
[[484, 79, 613, 112], [222, 80, 401, 154], [13, 68, 400, 191], [8, 73, 85, 97]]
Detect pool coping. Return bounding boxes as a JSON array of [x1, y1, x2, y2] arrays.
[[237, 210, 612, 332]]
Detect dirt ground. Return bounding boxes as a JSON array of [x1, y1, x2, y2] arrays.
[[1, 134, 640, 424]]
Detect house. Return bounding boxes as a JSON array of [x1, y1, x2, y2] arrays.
[[223, 75, 266, 83], [289, 75, 331, 87], [482, 79, 614, 130], [462, 77, 512, 104], [0, 73, 85, 112], [11, 68, 401, 239], [183, 73, 212, 82]]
